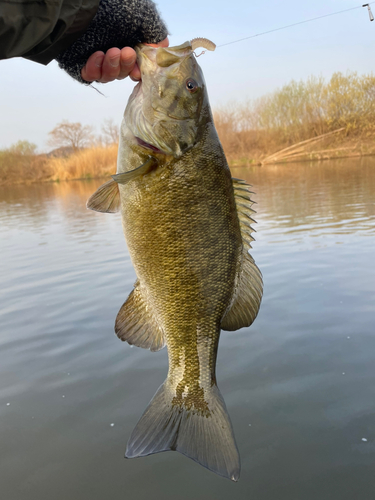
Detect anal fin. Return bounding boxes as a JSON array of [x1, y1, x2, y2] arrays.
[[115, 281, 165, 352]]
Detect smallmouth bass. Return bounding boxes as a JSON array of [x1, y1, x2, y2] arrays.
[[87, 39, 263, 481]]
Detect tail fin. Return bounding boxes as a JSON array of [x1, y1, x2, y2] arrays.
[[125, 380, 240, 481]]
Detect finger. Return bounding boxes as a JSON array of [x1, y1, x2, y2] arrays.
[[118, 47, 137, 80], [129, 62, 141, 81], [81, 51, 105, 82], [98, 48, 121, 83]]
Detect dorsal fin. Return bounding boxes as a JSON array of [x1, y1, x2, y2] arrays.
[[221, 179, 263, 331], [231, 178, 257, 249], [86, 178, 120, 213]]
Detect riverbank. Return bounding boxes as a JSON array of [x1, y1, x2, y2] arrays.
[[227, 134, 375, 167], [215, 71, 375, 166], [1, 139, 375, 185], [0, 145, 117, 185], [2, 70, 375, 184]]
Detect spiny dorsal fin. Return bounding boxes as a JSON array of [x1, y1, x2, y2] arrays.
[[115, 281, 165, 352], [232, 178, 257, 249], [221, 178, 263, 331], [86, 178, 120, 213], [112, 157, 157, 185]]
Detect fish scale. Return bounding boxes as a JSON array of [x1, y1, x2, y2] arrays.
[[87, 40, 263, 481]]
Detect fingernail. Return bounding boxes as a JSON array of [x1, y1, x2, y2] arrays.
[[109, 55, 120, 68], [95, 54, 105, 67], [122, 56, 136, 67]]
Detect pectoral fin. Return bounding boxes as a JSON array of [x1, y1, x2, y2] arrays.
[[112, 157, 157, 185], [86, 178, 120, 213], [115, 281, 165, 352], [221, 179, 263, 331]]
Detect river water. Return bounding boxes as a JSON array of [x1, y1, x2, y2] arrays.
[[0, 158, 374, 499]]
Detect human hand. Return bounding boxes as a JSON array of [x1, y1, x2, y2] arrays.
[[81, 37, 169, 83]]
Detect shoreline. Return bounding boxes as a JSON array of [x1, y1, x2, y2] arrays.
[[229, 151, 375, 168], [1, 146, 374, 186]]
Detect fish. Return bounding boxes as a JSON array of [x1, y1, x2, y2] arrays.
[[87, 39, 263, 481]]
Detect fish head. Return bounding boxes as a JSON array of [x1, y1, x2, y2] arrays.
[[125, 41, 214, 158]]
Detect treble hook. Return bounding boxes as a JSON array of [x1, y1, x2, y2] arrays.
[[362, 3, 374, 21]]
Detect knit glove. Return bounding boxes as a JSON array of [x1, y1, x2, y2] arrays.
[[56, 0, 168, 83]]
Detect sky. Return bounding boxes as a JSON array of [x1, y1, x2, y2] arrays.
[[0, 0, 374, 151]]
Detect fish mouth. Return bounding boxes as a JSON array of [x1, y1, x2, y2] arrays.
[[135, 137, 166, 155]]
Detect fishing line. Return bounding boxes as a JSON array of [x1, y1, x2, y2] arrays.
[[217, 2, 375, 48]]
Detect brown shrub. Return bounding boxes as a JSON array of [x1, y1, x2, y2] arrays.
[[214, 71, 375, 164]]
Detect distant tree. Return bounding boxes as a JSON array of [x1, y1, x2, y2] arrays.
[[9, 140, 37, 155], [101, 118, 119, 145], [48, 121, 94, 151]]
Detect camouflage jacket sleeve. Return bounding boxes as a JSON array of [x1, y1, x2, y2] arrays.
[[0, 0, 99, 63], [0, 0, 168, 83]]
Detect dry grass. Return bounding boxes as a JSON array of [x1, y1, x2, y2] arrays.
[[0, 144, 117, 185], [47, 144, 117, 181], [2, 71, 375, 184]]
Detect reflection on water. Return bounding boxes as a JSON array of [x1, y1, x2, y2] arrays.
[[233, 157, 375, 246], [0, 159, 374, 500]]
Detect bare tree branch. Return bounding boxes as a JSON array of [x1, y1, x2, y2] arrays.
[[48, 121, 95, 152], [101, 119, 119, 146]]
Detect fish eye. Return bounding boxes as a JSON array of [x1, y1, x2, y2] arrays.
[[186, 78, 198, 93]]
